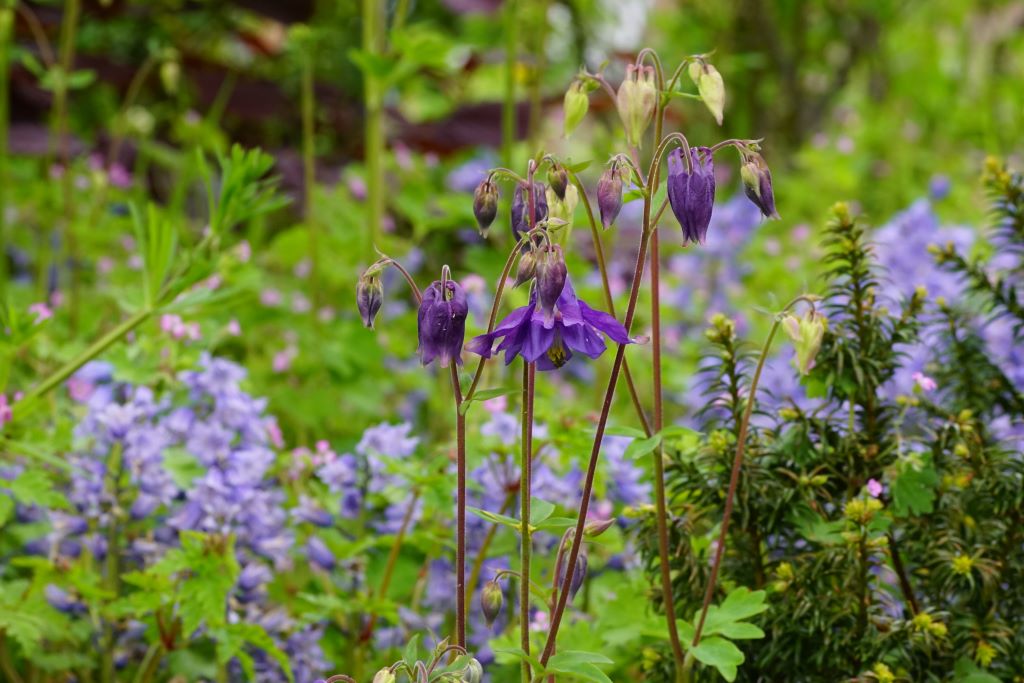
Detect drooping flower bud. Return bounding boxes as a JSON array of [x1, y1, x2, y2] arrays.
[[511, 181, 549, 242], [473, 178, 499, 236], [549, 164, 569, 200], [615, 64, 657, 148], [597, 164, 624, 229], [535, 245, 567, 326], [513, 249, 537, 288], [666, 146, 716, 245], [781, 309, 827, 375], [740, 150, 780, 219], [481, 579, 504, 627], [372, 668, 397, 683], [356, 272, 384, 329], [545, 183, 579, 247], [460, 659, 483, 683], [563, 80, 589, 137], [688, 59, 725, 125], [584, 517, 615, 537], [417, 278, 469, 368], [556, 550, 588, 602]]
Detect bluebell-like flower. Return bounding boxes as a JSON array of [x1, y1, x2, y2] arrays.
[[510, 181, 548, 242], [417, 279, 469, 368], [667, 146, 716, 245], [466, 276, 633, 370]]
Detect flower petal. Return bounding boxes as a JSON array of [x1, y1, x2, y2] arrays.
[[578, 301, 632, 345]]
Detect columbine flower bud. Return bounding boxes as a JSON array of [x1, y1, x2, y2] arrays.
[[372, 668, 397, 683], [513, 249, 537, 288], [460, 659, 483, 683], [511, 181, 549, 242], [666, 146, 716, 245], [545, 183, 579, 246], [688, 59, 725, 125], [549, 164, 569, 200], [616, 64, 657, 147], [556, 550, 588, 602], [740, 150, 780, 219], [481, 579, 503, 627], [417, 279, 469, 368], [473, 178, 499, 236], [356, 272, 384, 329], [536, 245, 568, 325], [781, 310, 826, 375], [563, 80, 589, 137], [597, 165, 624, 229], [584, 517, 615, 537]]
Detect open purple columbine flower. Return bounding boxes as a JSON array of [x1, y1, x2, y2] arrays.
[[465, 276, 632, 370], [417, 279, 469, 368], [667, 146, 716, 245]]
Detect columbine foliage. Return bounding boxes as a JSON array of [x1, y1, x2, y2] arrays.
[[646, 166, 1024, 682]]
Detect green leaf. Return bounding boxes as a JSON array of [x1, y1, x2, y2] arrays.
[[715, 587, 768, 623], [8, 470, 67, 509], [891, 454, 939, 516], [0, 495, 13, 526], [214, 623, 294, 683], [690, 637, 744, 682], [404, 633, 421, 667], [605, 426, 647, 438], [468, 506, 521, 531], [529, 499, 555, 525], [623, 434, 662, 460]]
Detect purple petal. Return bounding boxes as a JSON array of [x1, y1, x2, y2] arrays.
[[579, 301, 632, 345]]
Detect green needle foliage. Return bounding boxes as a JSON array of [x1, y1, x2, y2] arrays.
[[641, 164, 1024, 682]]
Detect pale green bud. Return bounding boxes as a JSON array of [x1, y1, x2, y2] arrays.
[[563, 80, 589, 137], [688, 60, 725, 125], [545, 183, 578, 246], [616, 65, 657, 148], [373, 668, 396, 683], [781, 310, 827, 375]]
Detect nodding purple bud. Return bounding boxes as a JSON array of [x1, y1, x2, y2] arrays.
[[535, 245, 567, 326], [417, 279, 469, 368], [549, 164, 569, 200], [513, 249, 537, 288], [666, 146, 716, 245], [510, 181, 548, 242], [473, 178, 499, 236], [481, 579, 503, 627], [357, 272, 384, 329], [597, 166, 624, 229], [583, 517, 615, 537], [556, 550, 588, 602], [306, 536, 336, 571], [740, 150, 780, 219]]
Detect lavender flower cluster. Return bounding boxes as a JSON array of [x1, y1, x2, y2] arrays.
[[30, 354, 330, 681]]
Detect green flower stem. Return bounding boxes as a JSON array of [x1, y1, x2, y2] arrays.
[[15, 308, 154, 419], [502, 0, 518, 167], [519, 360, 536, 683], [539, 187, 656, 667], [361, 0, 386, 256], [690, 295, 818, 650], [133, 642, 164, 683], [450, 364, 468, 649], [0, 4, 11, 300], [570, 172, 651, 437], [100, 443, 124, 683], [650, 227, 687, 679], [54, 0, 82, 331], [465, 492, 515, 600], [0, 632, 23, 683], [301, 53, 321, 312]]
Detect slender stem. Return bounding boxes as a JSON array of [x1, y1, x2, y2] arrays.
[[887, 531, 919, 615], [358, 491, 421, 642], [361, 0, 386, 256], [519, 361, 536, 683], [0, 5, 11, 301], [539, 203, 654, 667], [449, 364, 467, 649], [132, 642, 163, 683], [526, 0, 548, 151], [650, 228, 687, 676], [54, 0, 82, 331], [100, 444, 124, 683], [383, 258, 422, 303], [571, 172, 651, 436], [301, 53, 321, 312], [502, 0, 518, 168], [15, 308, 153, 417], [690, 296, 816, 647], [0, 632, 23, 683]]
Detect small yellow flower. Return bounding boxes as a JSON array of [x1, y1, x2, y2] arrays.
[[873, 662, 896, 683], [777, 562, 794, 581], [951, 554, 975, 576], [928, 621, 947, 638], [976, 641, 996, 667], [912, 612, 934, 631]]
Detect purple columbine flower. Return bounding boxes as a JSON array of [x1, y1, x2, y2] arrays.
[[667, 146, 716, 245], [510, 181, 548, 242], [417, 279, 469, 368], [465, 276, 632, 371]]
